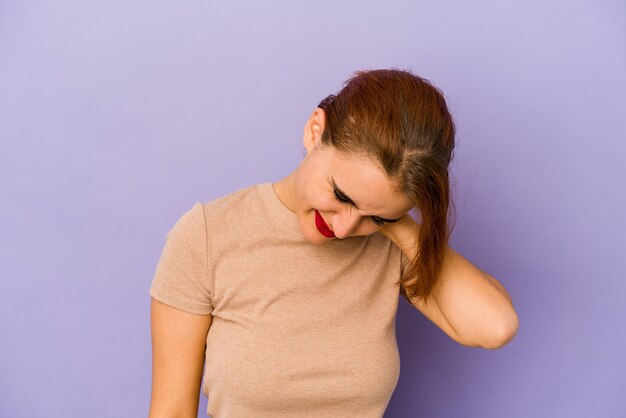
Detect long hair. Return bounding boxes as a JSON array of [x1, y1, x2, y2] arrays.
[[318, 69, 456, 305]]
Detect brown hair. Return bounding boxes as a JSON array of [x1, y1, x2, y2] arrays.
[[318, 68, 456, 305]]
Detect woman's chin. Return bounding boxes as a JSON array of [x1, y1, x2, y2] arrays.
[[299, 219, 333, 245]]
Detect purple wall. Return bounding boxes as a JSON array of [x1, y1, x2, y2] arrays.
[[1, 1, 625, 417]]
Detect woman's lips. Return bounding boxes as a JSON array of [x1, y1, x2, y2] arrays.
[[314, 210, 335, 238]]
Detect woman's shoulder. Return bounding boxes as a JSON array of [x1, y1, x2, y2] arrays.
[[167, 183, 266, 237], [201, 182, 268, 217]]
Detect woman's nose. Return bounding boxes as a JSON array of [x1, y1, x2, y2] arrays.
[[331, 209, 361, 238]]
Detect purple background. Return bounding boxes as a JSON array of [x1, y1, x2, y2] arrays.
[[1, 1, 625, 417]]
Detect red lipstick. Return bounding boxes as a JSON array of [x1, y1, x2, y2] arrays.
[[315, 210, 335, 238]]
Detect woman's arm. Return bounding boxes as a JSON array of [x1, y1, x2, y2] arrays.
[[379, 215, 519, 349], [149, 298, 212, 418]]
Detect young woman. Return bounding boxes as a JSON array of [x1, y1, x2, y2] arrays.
[[148, 69, 519, 418]]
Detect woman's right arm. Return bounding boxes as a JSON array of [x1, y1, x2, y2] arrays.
[[148, 297, 213, 418]]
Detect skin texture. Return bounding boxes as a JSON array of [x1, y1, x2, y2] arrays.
[[149, 299, 211, 418]]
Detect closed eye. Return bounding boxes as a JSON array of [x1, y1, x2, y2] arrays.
[[370, 216, 386, 227], [333, 188, 386, 227], [333, 188, 351, 204]]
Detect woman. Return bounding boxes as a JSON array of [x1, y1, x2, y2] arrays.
[[148, 69, 519, 417]]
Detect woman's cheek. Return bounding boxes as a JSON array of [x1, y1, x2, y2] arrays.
[[318, 195, 339, 212]]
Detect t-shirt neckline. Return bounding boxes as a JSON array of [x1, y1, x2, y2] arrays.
[[258, 182, 302, 236]]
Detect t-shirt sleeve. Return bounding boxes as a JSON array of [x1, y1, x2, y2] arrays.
[[149, 202, 214, 315]]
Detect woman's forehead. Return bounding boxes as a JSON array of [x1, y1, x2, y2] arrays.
[[328, 150, 411, 215]]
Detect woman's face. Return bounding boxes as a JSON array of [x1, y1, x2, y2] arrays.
[[289, 109, 413, 245]]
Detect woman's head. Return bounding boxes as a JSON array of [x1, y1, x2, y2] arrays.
[[305, 68, 457, 302], [291, 138, 414, 243], [318, 69, 455, 194]]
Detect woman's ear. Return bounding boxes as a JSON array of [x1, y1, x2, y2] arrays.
[[302, 108, 326, 154]]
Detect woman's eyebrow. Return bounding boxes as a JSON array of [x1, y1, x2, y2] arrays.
[[331, 176, 359, 207], [330, 176, 402, 223]]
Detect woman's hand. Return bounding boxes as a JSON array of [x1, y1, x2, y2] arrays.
[[379, 213, 518, 349], [378, 214, 420, 260]]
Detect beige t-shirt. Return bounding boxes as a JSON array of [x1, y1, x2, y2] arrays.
[[150, 182, 408, 417]]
